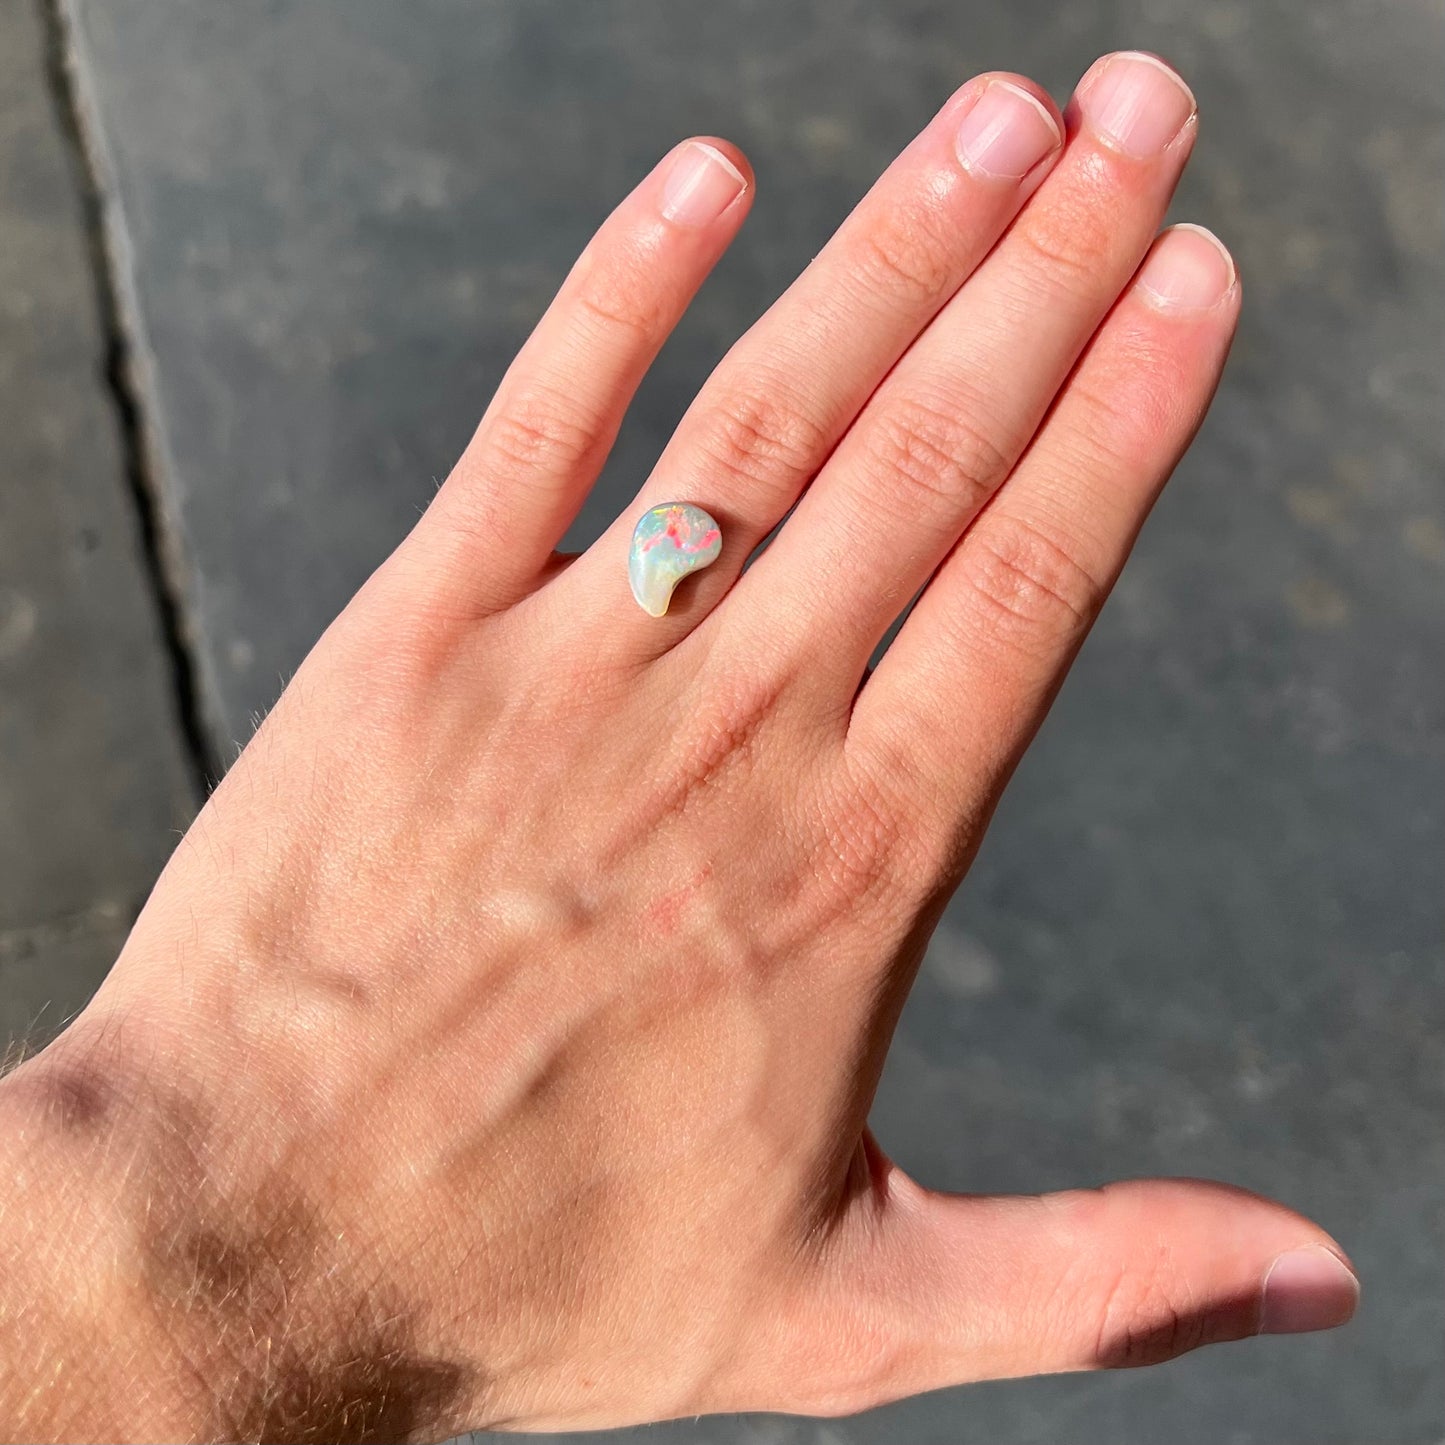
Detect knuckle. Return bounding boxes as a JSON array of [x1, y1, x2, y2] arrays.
[[1014, 193, 1116, 293], [960, 512, 1101, 651], [643, 663, 789, 827], [820, 788, 901, 908], [483, 385, 605, 477], [1091, 1252, 1210, 1369], [572, 271, 665, 345], [1069, 375, 1164, 472], [569, 235, 669, 343], [677, 673, 779, 788], [812, 751, 944, 919], [1069, 343, 1192, 470], [862, 394, 1010, 517], [693, 385, 831, 500], [849, 204, 960, 310]]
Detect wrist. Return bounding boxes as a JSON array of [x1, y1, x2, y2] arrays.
[[1, 996, 486, 1444], [0, 1028, 209, 1440]]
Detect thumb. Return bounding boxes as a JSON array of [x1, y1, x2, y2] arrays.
[[787, 1168, 1358, 1415]]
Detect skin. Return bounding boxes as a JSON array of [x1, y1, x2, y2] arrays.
[[0, 52, 1357, 1444]]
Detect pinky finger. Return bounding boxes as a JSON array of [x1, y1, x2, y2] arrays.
[[852, 223, 1241, 831], [420, 138, 753, 615]]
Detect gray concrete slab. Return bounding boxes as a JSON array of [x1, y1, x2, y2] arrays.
[[60, 1, 1443, 1441], [0, 0, 194, 1053]]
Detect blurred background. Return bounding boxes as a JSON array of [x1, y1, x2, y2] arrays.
[[1, 1, 1440, 1441]]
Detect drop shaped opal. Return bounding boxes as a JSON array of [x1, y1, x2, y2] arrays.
[[627, 502, 723, 617]]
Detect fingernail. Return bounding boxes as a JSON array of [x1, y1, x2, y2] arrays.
[[1135, 224, 1236, 310], [1260, 1247, 1360, 1335], [1076, 51, 1196, 158], [661, 141, 747, 227], [955, 79, 1062, 180]]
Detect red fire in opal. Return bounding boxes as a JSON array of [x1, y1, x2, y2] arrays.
[[640, 508, 720, 555]]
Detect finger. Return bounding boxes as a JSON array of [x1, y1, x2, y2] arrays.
[[852, 224, 1240, 835], [784, 1174, 1357, 1412], [733, 51, 1199, 686], [418, 138, 753, 615], [553, 73, 1064, 653]]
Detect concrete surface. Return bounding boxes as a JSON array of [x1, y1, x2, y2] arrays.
[[0, 0, 194, 1054], [9, 0, 1443, 1439]]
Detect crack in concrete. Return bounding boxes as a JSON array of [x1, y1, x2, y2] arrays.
[[35, 0, 222, 795]]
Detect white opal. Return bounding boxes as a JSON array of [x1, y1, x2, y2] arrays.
[[628, 503, 723, 617]]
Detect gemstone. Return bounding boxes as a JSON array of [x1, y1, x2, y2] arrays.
[[627, 502, 723, 617]]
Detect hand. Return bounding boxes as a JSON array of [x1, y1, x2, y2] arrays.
[[0, 50, 1356, 1443]]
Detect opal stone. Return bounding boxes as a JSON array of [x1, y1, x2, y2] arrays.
[[627, 502, 723, 617]]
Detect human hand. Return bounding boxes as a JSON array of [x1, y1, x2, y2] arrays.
[[0, 50, 1357, 1443]]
